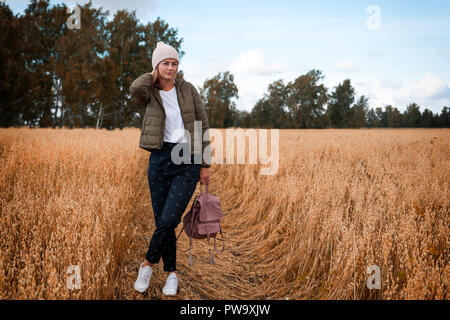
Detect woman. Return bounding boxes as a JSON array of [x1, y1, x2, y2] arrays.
[[129, 41, 211, 296]]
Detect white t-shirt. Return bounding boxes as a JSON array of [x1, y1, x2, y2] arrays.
[[159, 86, 187, 143]]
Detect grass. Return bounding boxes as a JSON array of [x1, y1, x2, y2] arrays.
[[0, 127, 448, 299]]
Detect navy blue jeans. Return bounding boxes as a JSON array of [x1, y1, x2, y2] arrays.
[[145, 142, 201, 272]]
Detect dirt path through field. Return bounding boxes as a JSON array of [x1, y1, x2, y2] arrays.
[[119, 168, 273, 300]]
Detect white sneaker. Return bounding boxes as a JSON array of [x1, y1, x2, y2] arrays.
[[162, 272, 178, 296], [134, 262, 153, 293]]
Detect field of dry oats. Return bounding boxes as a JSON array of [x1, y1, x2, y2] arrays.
[[0, 127, 448, 300]]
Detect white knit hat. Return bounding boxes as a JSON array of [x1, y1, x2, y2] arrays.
[[152, 41, 179, 70]]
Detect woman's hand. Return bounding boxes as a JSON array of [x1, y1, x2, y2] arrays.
[[199, 167, 210, 184]]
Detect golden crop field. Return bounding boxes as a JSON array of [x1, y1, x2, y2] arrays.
[[0, 128, 448, 300]]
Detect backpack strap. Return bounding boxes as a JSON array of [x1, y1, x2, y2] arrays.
[[176, 195, 199, 253], [176, 220, 196, 253], [209, 248, 215, 265], [176, 229, 195, 267], [176, 227, 191, 253], [213, 228, 226, 253], [200, 183, 209, 194], [188, 238, 193, 266], [206, 233, 215, 265]]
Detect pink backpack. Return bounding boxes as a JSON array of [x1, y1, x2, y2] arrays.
[[176, 183, 225, 265]]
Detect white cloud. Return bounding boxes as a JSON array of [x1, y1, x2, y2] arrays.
[[181, 58, 230, 89], [227, 52, 307, 112], [335, 60, 358, 72], [229, 49, 290, 76], [182, 52, 280, 112], [380, 79, 403, 90], [412, 72, 450, 99], [354, 74, 450, 113]]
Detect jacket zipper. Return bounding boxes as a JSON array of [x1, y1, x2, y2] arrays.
[[154, 86, 166, 149], [177, 86, 189, 144]]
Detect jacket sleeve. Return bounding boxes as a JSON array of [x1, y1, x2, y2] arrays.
[[130, 73, 153, 106], [191, 85, 211, 168]]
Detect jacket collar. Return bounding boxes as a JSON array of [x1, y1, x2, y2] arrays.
[[150, 77, 186, 111]]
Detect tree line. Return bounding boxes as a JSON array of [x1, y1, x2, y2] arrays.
[[1, 0, 449, 130], [224, 72, 450, 128]]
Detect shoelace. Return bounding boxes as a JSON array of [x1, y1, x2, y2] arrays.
[[138, 268, 151, 283], [165, 276, 177, 287]]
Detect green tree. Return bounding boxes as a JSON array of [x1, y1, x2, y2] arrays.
[[233, 109, 252, 128], [420, 108, 436, 128], [438, 106, 449, 127], [57, 1, 108, 128], [105, 10, 146, 129], [252, 79, 290, 128], [366, 108, 380, 127], [20, 0, 56, 127], [385, 105, 403, 127], [286, 70, 328, 128], [405, 103, 421, 127], [375, 107, 387, 127], [45, 3, 70, 128], [348, 95, 369, 128], [200, 71, 239, 128], [251, 99, 271, 128], [326, 79, 355, 128], [0, 2, 27, 127], [391, 107, 403, 127]]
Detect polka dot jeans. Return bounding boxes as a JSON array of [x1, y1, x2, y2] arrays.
[[145, 142, 201, 272]]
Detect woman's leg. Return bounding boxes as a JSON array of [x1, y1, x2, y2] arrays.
[[159, 229, 176, 272], [145, 150, 171, 266], [151, 159, 201, 273]]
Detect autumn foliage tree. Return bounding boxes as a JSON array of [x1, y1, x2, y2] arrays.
[[1, 0, 449, 129], [1, 0, 184, 129], [0, 2, 27, 127]]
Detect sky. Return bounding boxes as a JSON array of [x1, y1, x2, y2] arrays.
[[5, 0, 450, 114]]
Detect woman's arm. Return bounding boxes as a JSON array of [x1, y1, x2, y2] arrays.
[[130, 73, 154, 106]]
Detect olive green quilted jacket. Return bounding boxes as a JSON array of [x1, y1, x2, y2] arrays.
[[130, 73, 211, 168]]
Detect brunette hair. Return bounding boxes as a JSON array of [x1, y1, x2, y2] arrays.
[[151, 67, 163, 90]]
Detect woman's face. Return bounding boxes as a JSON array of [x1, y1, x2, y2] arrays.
[[157, 58, 178, 81]]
